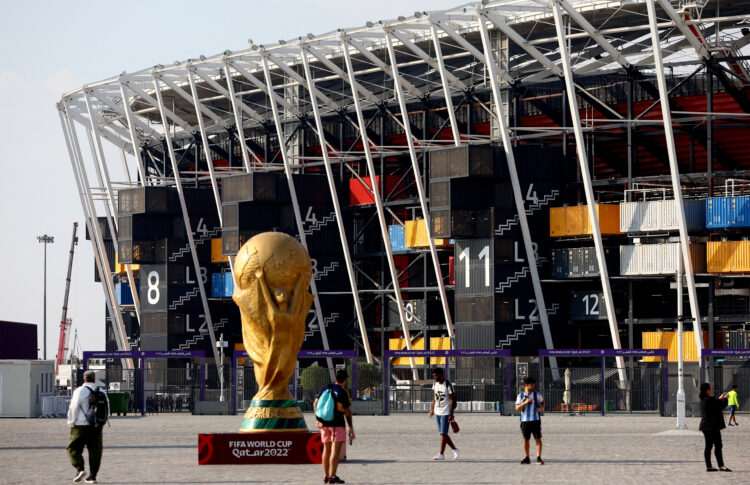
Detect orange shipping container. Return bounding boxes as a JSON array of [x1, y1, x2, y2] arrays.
[[404, 220, 451, 248], [549, 204, 621, 237], [642, 331, 707, 362], [388, 337, 425, 366], [211, 238, 229, 263], [429, 337, 452, 365], [707, 240, 750, 273], [114, 252, 140, 274]]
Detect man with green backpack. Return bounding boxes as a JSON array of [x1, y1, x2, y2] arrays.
[[313, 369, 354, 484]]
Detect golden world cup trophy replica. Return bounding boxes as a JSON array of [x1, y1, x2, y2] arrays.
[[232, 232, 314, 433]]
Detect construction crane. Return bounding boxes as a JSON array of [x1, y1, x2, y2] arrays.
[[56, 222, 78, 377]]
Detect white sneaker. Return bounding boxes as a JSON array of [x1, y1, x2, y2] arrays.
[[73, 471, 86, 482], [453, 448, 460, 460], [433, 453, 445, 460]]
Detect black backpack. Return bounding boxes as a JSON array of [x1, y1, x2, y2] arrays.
[[86, 388, 109, 427]]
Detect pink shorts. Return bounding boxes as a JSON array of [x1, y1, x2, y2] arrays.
[[319, 425, 346, 443]]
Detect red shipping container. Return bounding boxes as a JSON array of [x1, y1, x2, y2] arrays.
[[349, 176, 403, 205], [449, 256, 455, 285]]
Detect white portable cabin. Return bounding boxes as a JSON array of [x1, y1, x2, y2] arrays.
[[0, 360, 55, 417]]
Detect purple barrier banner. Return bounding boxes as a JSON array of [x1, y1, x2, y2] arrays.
[[84, 350, 205, 360], [386, 349, 510, 358], [702, 349, 750, 357], [233, 350, 357, 359]]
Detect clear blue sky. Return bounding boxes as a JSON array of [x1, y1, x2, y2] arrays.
[[0, 0, 460, 358]]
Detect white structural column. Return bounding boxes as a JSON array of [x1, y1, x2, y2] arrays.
[[429, 21, 461, 146], [646, 0, 704, 359], [259, 54, 334, 372], [186, 68, 228, 220], [383, 29, 455, 340], [222, 61, 257, 172], [118, 79, 148, 184], [82, 92, 142, 328], [299, 46, 373, 364], [340, 38, 419, 377], [551, 2, 627, 382], [152, 75, 222, 373], [60, 105, 134, 369], [476, 8, 559, 378]]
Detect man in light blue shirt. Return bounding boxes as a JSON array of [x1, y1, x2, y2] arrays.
[[515, 376, 545, 465]]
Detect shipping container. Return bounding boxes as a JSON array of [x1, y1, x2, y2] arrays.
[[116, 281, 139, 306], [429, 178, 495, 210], [550, 247, 618, 278], [707, 240, 750, 273], [0, 321, 37, 359], [429, 144, 495, 179], [388, 225, 408, 252], [118, 187, 170, 215], [211, 238, 228, 263], [619, 243, 706, 275], [348, 175, 403, 205], [642, 331, 708, 362], [0, 360, 55, 417], [389, 337, 426, 366], [222, 202, 295, 231], [725, 330, 750, 349], [454, 323, 495, 350], [706, 196, 750, 228], [429, 337, 452, 365], [449, 256, 455, 285], [431, 208, 493, 239], [404, 219, 451, 248], [221, 173, 282, 203], [549, 204, 620, 237], [619, 199, 705, 233]]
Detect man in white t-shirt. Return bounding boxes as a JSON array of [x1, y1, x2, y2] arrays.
[[428, 367, 459, 460]]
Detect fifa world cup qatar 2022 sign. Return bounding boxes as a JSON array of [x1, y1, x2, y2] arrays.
[[199, 232, 324, 465]]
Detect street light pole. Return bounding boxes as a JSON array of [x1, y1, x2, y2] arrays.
[[217, 333, 227, 402], [37, 234, 55, 360]]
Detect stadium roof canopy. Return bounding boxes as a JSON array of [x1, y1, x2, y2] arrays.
[[58, 0, 750, 153]]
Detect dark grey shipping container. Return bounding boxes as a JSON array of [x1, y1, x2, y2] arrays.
[[94, 239, 117, 282], [221, 173, 283, 203], [0, 321, 38, 359], [550, 247, 618, 279], [85, 217, 113, 241], [430, 178, 495, 210], [454, 323, 495, 350], [222, 202, 296, 230], [431, 208, 493, 239], [455, 296, 495, 323], [429, 144, 495, 179]]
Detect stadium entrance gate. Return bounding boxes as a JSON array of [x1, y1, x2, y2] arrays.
[[703, 349, 749, 416], [384, 350, 512, 415], [83, 350, 206, 416], [539, 349, 669, 416]]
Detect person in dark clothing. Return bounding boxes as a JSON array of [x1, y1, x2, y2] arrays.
[[313, 369, 354, 484], [699, 382, 732, 472]]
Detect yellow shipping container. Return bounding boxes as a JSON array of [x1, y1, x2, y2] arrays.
[[707, 240, 750, 273], [549, 204, 621, 237], [404, 219, 450, 248], [389, 337, 425, 366], [429, 337, 451, 365], [211, 238, 229, 263], [642, 331, 708, 362], [114, 252, 140, 274]]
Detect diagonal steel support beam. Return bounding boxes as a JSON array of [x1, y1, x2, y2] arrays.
[[341, 37, 419, 377], [260, 53, 335, 375], [647, 0, 704, 360], [551, 2, 627, 382], [384, 28, 454, 341], [299, 46, 374, 364], [476, 7, 559, 379], [152, 74, 222, 374]]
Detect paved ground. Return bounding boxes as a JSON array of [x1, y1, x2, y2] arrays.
[[0, 413, 748, 484]]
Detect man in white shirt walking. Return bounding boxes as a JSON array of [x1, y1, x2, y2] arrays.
[[67, 370, 107, 483], [428, 367, 459, 460]]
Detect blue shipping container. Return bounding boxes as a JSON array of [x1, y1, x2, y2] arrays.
[[707, 196, 750, 228], [388, 225, 408, 252], [224, 273, 235, 297], [211, 273, 224, 298], [212, 273, 235, 298], [116, 281, 139, 305]]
